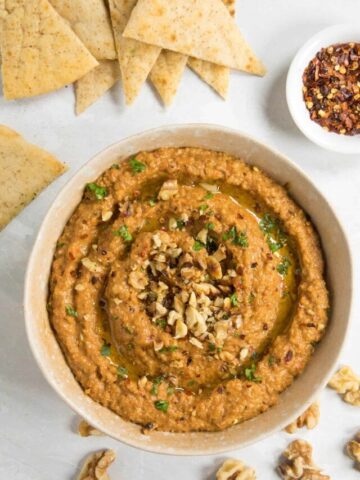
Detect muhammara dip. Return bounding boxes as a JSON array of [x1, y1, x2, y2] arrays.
[[48, 147, 329, 432]]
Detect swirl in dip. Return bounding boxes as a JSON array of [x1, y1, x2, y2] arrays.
[[48, 147, 329, 432]]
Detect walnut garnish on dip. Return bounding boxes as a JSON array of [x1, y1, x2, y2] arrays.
[[76, 450, 115, 480], [328, 366, 360, 406], [277, 440, 330, 479], [48, 147, 329, 433], [284, 402, 320, 434], [216, 459, 256, 480], [346, 431, 360, 471]]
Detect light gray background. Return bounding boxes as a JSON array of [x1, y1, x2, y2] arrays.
[[0, 0, 359, 478]]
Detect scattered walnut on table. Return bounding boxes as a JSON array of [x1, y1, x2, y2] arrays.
[[76, 449, 116, 480], [328, 365, 360, 406], [216, 458, 256, 480], [277, 440, 330, 479], [284, 402, 320, 434], [346, 431, 360, 470], [78, 419, 104, 437]]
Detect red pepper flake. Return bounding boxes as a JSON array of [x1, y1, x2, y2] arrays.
[[284, 350, 293, 363], [303, 42, 360, 135]]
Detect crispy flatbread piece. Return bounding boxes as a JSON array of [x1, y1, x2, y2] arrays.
[[1, 0, 98, 100], [0, 125, 67, 230], [187, 0, 235, 98], [108, 0, 161, 105], [123, 0, 265, 74], [75, 60, 120, 114], [49, 0, 116, 60], [150, 50, 188, 106]]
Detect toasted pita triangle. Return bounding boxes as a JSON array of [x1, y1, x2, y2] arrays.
[[108, 0, 160, 105], [187, 0, 235, 98], [123, 0, 265, 74], [0, 125, 67, 230], [75, 60, 120, 115], [1, 0, 98, 100], [49, 0, 116, 60], [150, 50, 188, 106]]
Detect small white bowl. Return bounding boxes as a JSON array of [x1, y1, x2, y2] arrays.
[[287, 24, 360, 154], [24, 125, 353, 455]]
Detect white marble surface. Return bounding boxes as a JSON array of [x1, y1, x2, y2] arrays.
[[0, 0, 359, 478]]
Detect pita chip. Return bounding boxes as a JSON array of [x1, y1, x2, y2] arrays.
[[108, 0, 161, 105], [49, 0, 116, 60], [150, 50, 188, 106], [75, 60, 120, 114], [187, 0, 235, 98], [0, 125, 67, 231], [1, 0, 98, 100], [123, 0, 265, 74]]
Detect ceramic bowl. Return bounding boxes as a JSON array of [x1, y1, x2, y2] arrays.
[[287, 24, 360, 154], [24, 124, 353, 455]]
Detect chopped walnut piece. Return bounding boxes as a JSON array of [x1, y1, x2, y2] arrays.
[[346, 431, 360, 470], [278, 440, 330, 480], [128, 270, 148, 290], [158, 179, 178, 200], [81, 257, 105, 274], [76, 450, 115, 480], [78, 419, 104, 437], [285, 402, 320, 433], [207, 256, 223, 280], [199, 182, 219, 194], [174, 319, 188, 338], [216, 458, 256, 480], [328, 366, 360, 406]]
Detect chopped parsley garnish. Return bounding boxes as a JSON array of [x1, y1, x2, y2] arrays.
[[113, 225, 133, 242], [203, 192, 214, 200], [259, 213, 287, 253], [277, 257, 291, 275], [65, 305, 78, 317], [154, 399, 169, 412], [129, 156, 146, 174], [268, 355, 276, 367], [100, 343, 111, 356], [193, 240, 205, 251], [244, 363, 262, 383], [205, 222, 215, 230], [86, 183, 108, 200], [117, 366, 128, 378], [230, 293, 238, 307], [155, 318, 167, 330], [149, 198, 157, 207], [159, 345, 178, 353], [199, 204, 209, 214], [151, 375, 165, 395], [208, 342, 216, 352], [176, 219, 186, 230], [222, 226, 248, 247], [259, 214, 277, 233], [267, 237, 285, 253]]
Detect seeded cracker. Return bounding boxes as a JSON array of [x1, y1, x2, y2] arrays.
[[1, 0, 98, 100]]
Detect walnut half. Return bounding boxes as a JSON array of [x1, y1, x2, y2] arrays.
[[76, 450, 115, 480], [285, 402, 320, 434], [328, 365, 360, 406], [277, 440, 330, 479], [346, 431, 360, 471], [78, 419, 104, 437], [216, 458, 256, 480]]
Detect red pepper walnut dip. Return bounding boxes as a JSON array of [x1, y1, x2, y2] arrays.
[[303, 42, 360, 135], [48, 147, 329, 433]]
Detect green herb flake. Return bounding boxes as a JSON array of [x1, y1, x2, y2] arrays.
[[277, 257, 291, 275], [149, 198, 157, 207], [159, 345, 178, 353], [259, 214, 277, 234], [151, 375, 165, 395], [129, 156, 146, 174], [86, 183, 108, 200], [203, 192, 214, 200], [154, 399, 169, 412], [267, 237, 285, 253], [65, 305, 78, 317], [222, 226, 248, 248], [199, 204, 209, 214], [230, 293, 238, 307], [268, 355, 276, 367], [248, 292, 255, 304], [193, 240, 205, 251], [117, 366, 128, 378], [113, 225, 133, 242], [100, 343, 111, 356], [244, 363, 262, 383], [208, 342, 216, 352], [111, 163, 120, 170], [222, 225, 237, 241], [176, 219, 186, 230], [205, 222, 215, 230], [155, 318, 167, 330]]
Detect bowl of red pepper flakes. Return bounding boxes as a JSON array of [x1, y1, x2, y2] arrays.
[[287, 24, 360, 154]]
